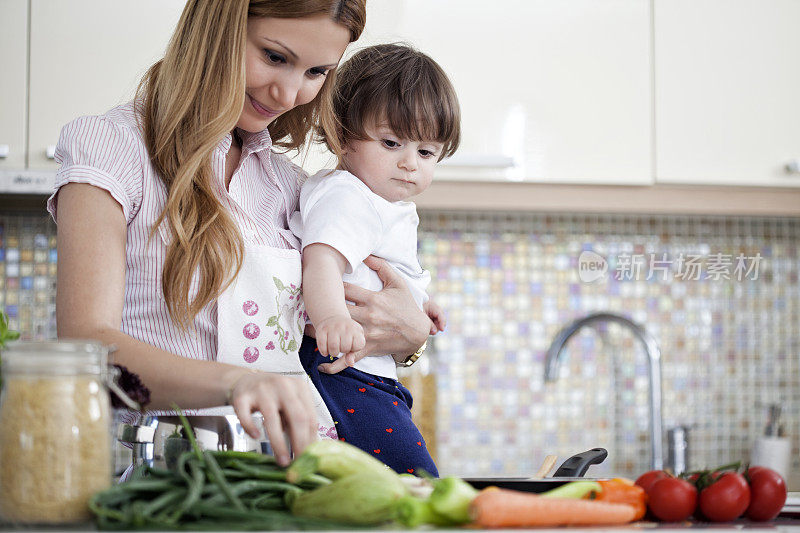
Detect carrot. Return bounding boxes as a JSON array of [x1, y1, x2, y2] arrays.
[[469, 487, 637, 528], [593, 479, 647, 521]]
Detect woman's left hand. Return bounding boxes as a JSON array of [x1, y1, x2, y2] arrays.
[[317, 256, 430, 374]]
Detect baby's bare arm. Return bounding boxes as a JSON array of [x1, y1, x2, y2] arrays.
[[302, 244, 365, 357]]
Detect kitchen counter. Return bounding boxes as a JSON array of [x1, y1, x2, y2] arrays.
[[3, 517, 800, 532]]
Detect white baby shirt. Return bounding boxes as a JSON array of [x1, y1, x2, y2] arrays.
[[289, 169, 430, 379]]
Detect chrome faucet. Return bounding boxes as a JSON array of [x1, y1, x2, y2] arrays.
[[544, 312, 664, 470]]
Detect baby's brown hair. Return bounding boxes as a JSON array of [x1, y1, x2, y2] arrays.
[[323, 43, 461, 161]]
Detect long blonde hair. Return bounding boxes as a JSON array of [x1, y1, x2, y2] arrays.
[[137, 0, 366, 326]]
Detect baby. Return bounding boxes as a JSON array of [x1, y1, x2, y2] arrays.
[[291, 43, 460, 476]]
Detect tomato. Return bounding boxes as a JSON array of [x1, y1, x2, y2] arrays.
[[648, 477, 697, 522], [699, 472, 751, 522], [745, 466, 787, 521], [634, 470, 669, 494]]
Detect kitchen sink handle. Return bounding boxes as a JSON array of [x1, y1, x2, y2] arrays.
[[552, 447, 608, 477]]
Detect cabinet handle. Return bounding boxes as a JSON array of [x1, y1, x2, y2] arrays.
[[0, 145, 9, 159], [46, 145, 57, 160], [786, 160, 800, 175]]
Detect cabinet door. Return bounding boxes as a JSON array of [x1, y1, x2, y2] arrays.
[[293, 0, 653, 184], [655, 0, 800, 187], [27, 0, 185, 169], [0, 0, 28, 170]]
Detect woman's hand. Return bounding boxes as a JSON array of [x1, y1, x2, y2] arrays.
[[227, 370, 318, 467], [318, 256, 431, 374]]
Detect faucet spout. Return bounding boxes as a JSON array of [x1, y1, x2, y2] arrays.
[[544, 312, 664, 470]]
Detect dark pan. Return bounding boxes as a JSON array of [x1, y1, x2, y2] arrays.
[[463, 447, 610, 494]]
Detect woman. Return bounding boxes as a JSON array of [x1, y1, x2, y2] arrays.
[[48, 0, 432, 468]]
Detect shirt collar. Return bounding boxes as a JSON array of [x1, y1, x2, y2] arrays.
[[214, 128, 274, 155], [215, 133, 233, 154], [239, 127, 273, 154]]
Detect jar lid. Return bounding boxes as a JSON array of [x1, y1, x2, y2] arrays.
[[2, 340, 109, 375]]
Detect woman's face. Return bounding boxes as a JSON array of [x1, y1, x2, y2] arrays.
[[238, 16, 351, 133]]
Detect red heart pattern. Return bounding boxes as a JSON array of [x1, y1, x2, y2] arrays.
[[309, 358, 431, 479]]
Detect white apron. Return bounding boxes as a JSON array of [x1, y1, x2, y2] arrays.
[[216, 245, 337, 441]]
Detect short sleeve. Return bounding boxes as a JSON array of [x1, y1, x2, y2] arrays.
[[299, 173, 382, 274], [47, 114, 144, 224]]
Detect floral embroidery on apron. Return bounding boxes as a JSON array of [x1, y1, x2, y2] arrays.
[[217, 245, 337, 440]]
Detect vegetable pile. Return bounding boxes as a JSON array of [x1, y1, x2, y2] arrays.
[[91, 412, 648, 529], [634, 462, 787, 523], [90, 435, 337, 529], [90, 411, 485, 530]]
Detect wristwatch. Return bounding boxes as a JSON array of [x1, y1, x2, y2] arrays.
[[397, 340, 427, 367]]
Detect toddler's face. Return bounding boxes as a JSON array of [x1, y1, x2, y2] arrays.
[[342, 123, 444, 203]]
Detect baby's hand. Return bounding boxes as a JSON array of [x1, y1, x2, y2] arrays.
[[424, 299, 447, 334], [314, 315, 366, 360]]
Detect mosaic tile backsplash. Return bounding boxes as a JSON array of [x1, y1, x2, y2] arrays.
[[0, 212, 57, 341], [417, 212, 799, 487], [2, 209, 798, 487]]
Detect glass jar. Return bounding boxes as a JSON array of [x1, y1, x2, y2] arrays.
[[0, 341, 112, 524]]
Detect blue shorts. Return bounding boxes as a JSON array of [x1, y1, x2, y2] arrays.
[[299, 336, 438, 477]]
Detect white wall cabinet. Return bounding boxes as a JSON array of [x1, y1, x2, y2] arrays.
[[296, 0, 654, 185], [26, 0, 184, 169], [2, 0, 798, 194], [0, 0, 29, 170], [655, 0, 800, 187]]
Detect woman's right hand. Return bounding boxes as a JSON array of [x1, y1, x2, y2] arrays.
[[227, 370, 318, 467]]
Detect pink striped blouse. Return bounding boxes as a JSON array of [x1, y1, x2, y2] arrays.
[[47, 101, 307, 366]]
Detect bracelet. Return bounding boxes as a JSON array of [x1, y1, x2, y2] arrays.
[[225, 369, 259, 405], [396, 340, 427, 367]]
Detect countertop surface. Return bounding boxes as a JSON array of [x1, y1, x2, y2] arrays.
[[3, 518, 800, 532]]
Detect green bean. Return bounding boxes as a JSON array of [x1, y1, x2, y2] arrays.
[[248, 492, 285, 510], [175, 450, 195, 483], [209, 449, 278, 464], [186, 503, 346, 529], [201, 479, 297, 507], [141, 487, 188, 517], [229, 459, 288, 480], [146, 465, 176, 478], [203, 449, 245, 511], [173, 405, 204, 462], [164, 456, 206, 523], [220, 467, 251, 479], [88, 493, 126, 522]]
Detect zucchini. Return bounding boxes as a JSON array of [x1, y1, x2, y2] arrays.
[[290, 471, 408, 525], [286, 439, 390, 483]]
